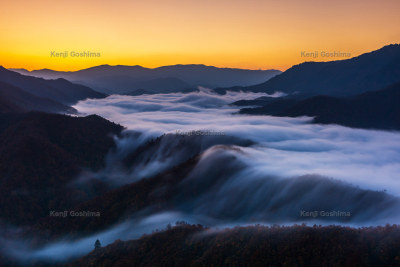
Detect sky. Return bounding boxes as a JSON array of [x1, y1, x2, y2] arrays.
[[1, 0, 399, 71]]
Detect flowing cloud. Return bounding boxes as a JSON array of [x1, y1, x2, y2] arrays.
[[5, 212, 190, 262], [6, 89, 399, 263], [175, 146, 400, 224], [74, 89, 400, 196]]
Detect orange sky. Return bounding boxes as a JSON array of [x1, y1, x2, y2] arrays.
[[1, 0, 399, 71]]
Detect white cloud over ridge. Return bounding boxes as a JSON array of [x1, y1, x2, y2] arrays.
[[74, 90, 400, 196]]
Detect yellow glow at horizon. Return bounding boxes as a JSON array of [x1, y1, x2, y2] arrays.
[[1, 0, 399, 71]]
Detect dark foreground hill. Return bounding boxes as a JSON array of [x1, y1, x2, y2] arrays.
[[0, 112, 124, 225], [217, 44, 400, 97], [0, 95, 24, 113], [240, 81, 400, 130], [65, 223, 400, 267]]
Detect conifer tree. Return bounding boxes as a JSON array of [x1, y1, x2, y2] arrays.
[[94, 239, 101, 250]]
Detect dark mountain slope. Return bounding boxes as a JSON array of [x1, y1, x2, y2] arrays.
[[30, 153, 201, 244], [0, 81, 75, 113], [0, 95, 24, 113], [66, 224, 400, 267], [217, 44, 400, 96], [0, 112, 124, 225], [275, 81, 400, 130], [44, 78, 108, 102], [0, 67, 107, 104]]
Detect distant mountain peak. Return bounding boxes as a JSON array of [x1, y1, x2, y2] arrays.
[[9, 64, 281, 94], [9, 68, 29, 71], [220, 43, 400, 96]]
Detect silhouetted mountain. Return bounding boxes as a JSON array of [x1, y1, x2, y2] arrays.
[[0, 112, 124, 225], [239, 98, 298, 115], [231, 96, 280, 107], [235, 93, 318, 115], [7, 68, 30, 75], [70, 80, 118, 95], [123, 89, 156, 96], [217, 44, 400, 96], [95, 76, 190, 93], [232, 92, 318, 108], [134, 77, 190, 93], [248, 81, 400, 130], [10, 65, 281, 94], [0, 81, 76, 113], [123, 87, 199, 96], [0, 67, 107, 105]]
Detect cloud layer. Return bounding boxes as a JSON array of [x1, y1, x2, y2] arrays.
[[75, 90, 400, 196], [8, 89, 399, 263]]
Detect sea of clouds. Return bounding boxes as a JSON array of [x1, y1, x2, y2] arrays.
[[6, 88, 400, 262], [74, 88, 400, 196]]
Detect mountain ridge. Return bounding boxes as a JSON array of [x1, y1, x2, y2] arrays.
[[0, 66, 107, 105], [0, 81, 76, 113], [216, 44, 400, 96], [240, 80, 400, 130], [9, 64, 282, 94]]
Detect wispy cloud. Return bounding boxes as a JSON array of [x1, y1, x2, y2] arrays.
[[7, 89, 399, 263]]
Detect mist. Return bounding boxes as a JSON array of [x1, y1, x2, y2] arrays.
[[4, 88, 400, 263], [74, 89, 400, 196]]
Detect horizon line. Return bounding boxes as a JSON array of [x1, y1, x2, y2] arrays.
[[4, 43, 400, 73], [7, 63, 283, 73]]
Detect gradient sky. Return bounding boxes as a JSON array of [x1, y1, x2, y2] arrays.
[[1, 0, 399, 71]]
